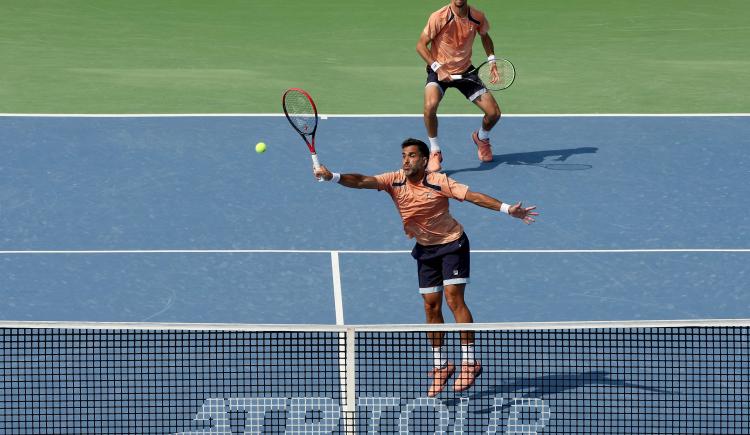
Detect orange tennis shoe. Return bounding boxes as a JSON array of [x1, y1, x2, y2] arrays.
[[472, 131, 494, 162], [427, 362, 455, 397], [453, 360, 482, 393]]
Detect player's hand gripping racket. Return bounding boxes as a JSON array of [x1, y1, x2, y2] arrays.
[[450, 58, 515, 91], [282, 88, 323, 181]]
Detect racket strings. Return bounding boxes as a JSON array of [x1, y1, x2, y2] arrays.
[[478, 59, 515, 90], [284, 91, 317, 134]]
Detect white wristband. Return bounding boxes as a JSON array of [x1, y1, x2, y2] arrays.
[[487, 55, 496, 63], [500, 203, 511, 214], [330, 172, 341, 183], [430, 61, 442, 72]]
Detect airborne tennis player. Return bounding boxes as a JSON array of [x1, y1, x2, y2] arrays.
[[314, 138, 538, 396]]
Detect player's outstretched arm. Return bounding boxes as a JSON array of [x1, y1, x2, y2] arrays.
[[465, 190, 539, 225], [314, 165, 379, 190]]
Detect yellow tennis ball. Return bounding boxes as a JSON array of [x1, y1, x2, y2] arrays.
[[255, 142, 267, 153]]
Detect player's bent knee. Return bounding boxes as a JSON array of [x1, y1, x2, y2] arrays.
[[423, 304, 442, 320], [444, 290, 466, 309], [423, 295, 442, 313], [487, 105, 501, 120], [485, 108, 501, 126], [445, 297, 467, 313], [424, 101, 440, 116]]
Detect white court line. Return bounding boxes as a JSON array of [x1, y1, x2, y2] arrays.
[[322, 113, 750, 118], [0, 249, 748, 254], [330, 251, 345, 325], [1, 113, 749, 118], [339, 248, 750, 254]]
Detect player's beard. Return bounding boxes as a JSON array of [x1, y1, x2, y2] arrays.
[[403, 161, 425, 179]]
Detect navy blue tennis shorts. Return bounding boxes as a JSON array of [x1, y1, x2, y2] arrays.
[[425, 65, 487, 102], [411, 232, 471, 294]]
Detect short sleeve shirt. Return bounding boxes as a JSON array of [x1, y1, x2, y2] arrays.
[[374, 170, 469, 246], [423, 5, 490, 74]]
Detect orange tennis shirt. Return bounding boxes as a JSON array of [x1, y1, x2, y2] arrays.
[[423, 5, 490, 74], [375, 170, 469, 246]]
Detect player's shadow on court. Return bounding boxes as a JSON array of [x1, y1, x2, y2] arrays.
[[445, 370, 669, 413], [443, 147, 598, 176]]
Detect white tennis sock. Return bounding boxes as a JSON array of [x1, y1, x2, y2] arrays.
[[478, 128, 490, 141], [461, 344, 475, 364], [428, 137, 440, 152], [432, 347, 448, 368]]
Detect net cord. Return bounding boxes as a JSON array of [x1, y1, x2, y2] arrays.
[[2, 318, 749, 332]]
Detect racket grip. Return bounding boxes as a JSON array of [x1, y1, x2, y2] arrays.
[[311, 153, 324, 182]]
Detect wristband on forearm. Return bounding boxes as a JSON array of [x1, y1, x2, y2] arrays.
[[487, 54, 496, 63], [430, 61, 442, 72], [500, 202, 511, 214], [330, 172, 341, 183]]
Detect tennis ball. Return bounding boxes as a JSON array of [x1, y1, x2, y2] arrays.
[[255, 142, 267, 153]]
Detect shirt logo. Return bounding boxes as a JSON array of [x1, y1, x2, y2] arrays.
[[453, 269, 459, 276]]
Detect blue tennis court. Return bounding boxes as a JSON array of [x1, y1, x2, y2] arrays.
[[1, 115, 748, 324], [1, 115, 749, 434]]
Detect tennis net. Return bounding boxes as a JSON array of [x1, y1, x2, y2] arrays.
[[1, 320, 748, 434]]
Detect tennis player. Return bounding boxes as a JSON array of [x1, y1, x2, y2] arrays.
[[314, 138, 538, 397], [416, 0, 502, 172]]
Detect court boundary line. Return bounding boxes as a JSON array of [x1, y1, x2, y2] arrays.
[[1, 113, 749, 118], [0, 318, 748, 332], [331, 252, 345, 325], [1, 249, 748, 254]]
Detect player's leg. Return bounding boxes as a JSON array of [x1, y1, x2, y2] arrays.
[[440, 234, 474, 347], [419, 256, 446, 352], [424, 67, 446, 172], [440, 234, 481, 392], [443, 284, 474, 342], [424, 84, 442, 140], [474, 91, 501, 133], [471, 91, 501, 162], [422, 290, 455, 397], [422, 291, 445, 347], [443, 283, 482, 392], [456, 77, 501, 162], [417, 255, 455, 396]]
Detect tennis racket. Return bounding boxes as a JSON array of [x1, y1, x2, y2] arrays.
[[450, 58, 515, 91], [282, 88, 323, 181]]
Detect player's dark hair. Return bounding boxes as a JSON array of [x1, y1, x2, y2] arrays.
[[401, 138, 430, 159]]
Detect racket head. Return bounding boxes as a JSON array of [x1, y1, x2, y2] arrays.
[[282, 88, 319, 151], [478, 58, 515, 91]]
